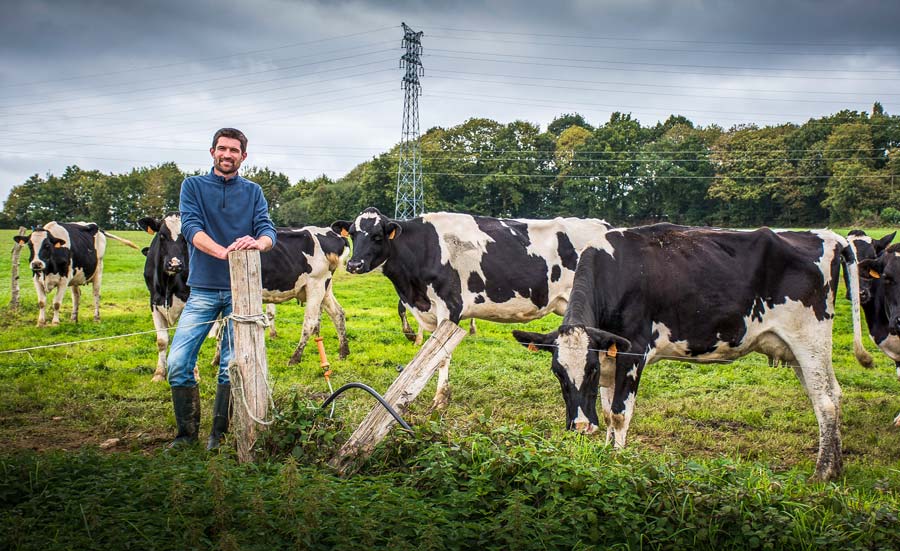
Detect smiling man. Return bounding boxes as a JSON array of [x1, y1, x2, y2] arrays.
[[166, 128, 277, 451]]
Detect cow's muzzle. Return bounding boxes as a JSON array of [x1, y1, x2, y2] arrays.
[[572, 421, 599, 435], [30, 261, 45, 272], [346, 259, 364, 273], [890, 317, 900, 336], [164, 261, 183, 275]]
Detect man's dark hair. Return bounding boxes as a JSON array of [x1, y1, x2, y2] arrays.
[[212, 128, 248, 153]]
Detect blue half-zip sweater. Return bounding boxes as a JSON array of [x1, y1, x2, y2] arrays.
[[179, 168, 277, 290]]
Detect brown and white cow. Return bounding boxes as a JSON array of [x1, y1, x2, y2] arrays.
[[514, 224, 870, 481], [332, 207, 612, 409], [14, 221, 138, 326]]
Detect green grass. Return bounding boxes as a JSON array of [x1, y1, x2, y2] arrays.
[[1, 228, 899, 549]]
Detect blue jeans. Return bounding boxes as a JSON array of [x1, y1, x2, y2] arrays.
[[167, 288, 233, 387]]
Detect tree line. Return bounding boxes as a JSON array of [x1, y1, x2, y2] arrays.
[[3, 104, 898, 230]]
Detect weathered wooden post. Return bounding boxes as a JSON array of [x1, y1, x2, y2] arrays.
[[9, 227, 27, 310], [228, 249, 271, 463], [329, 320, 466, 475]]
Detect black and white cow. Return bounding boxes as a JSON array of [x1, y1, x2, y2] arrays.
[[14, 221, 138, 326], [332, 207, 611, 409], [260, 226, 350, 364], [139, 214, 193, 382], [514, 224, 870, 481], [853, 233, 900, 426]]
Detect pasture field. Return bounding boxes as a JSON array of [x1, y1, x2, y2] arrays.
[[1, 228, 900, 550]]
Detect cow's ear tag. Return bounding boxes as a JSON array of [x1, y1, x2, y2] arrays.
[[146, 228, 156, 235], [388, 229, 397, 240], [606, 342, 618, 358], [340, 228, 349, 237], [54, 242, 62, 249], [869, 269, 881, 279], [527, 342, 538, 352]]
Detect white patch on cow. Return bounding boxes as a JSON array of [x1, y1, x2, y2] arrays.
[[873, 334, 900, 362], [611, 392, 637, 448], [626, 364, 639, 380], [353, 211, 381, 235], [164, 215, 182, 242], [808, 230, 841, 316], [557, 328, 590, 390]]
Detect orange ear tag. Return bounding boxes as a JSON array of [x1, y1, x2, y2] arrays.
[[146, 228, 156, 235], [606, 342, 618, 358], [340, 228, 349, 237], [388, 229, 397, 240], [54, 242, 62, 249], [869, 269, 881, 279], [527, 342, 538, 352]]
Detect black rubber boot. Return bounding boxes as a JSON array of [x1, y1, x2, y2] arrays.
[[207, 383, 232, 451], [168, 385, 200, 448]]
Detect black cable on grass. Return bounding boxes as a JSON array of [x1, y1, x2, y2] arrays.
[[321, 382, 413, 432]]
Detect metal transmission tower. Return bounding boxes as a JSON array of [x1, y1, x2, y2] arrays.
[[395, 22, 424, 220]]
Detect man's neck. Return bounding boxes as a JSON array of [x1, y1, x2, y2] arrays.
[[213, 168, 239, 180]]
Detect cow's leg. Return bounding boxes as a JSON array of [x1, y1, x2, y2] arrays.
[[266, 303, 276, 338], [51, 280, 67, 326], [322, 283, 349, 359], [599, 352, 617, 445], [399, 302, 417, 342], [468, 319, 476, 336], [91, 262, 102, 322], [788, 335, 843, 481], [70, 285, 81, 322], [151, 308, 170, 382], [609, 358, 645, 449], [289, 283, 326, 365], [33, 277, 47, 327]]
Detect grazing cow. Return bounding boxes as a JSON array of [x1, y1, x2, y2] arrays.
[[332, 207, 611, 409], [14, 221, 138, 326], [513, 224, 870, 481], [260, 226, 350, 364], [139, 214, 193, 382]]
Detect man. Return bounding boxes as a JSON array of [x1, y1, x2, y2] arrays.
[[167, 127, 277, 450]]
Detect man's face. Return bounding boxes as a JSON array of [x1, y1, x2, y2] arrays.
[[210, 136, 247, 177]]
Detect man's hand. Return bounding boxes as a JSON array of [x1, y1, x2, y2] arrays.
[[226, 235, 273, 253]]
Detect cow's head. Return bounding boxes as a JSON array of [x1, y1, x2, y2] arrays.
[[14, 226, 68, 275], [860, 243, 900, 335], [850, 230, 896, 304], [139, 214, 187, 276], [332, 207, 401, 274], [513, 325, 630, 434]]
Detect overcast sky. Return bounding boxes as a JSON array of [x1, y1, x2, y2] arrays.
[[1, 0, 898, 208]]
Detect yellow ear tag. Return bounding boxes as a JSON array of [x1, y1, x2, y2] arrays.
[[146, 228, 156, 235], [606, 342, 618, 358], [388, 229, 397, 240], [340, 228, 349, 237], [869, 269, 881, 279], [527, 342, 538, 352], [54, 242, 62, 249]]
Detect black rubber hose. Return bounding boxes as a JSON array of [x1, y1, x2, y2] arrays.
[[321, 382, 413, 432]]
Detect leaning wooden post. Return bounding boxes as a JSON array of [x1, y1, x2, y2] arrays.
[[9, 227, 27, 310], [329, 320, 467, 475], [228, 249, 271, 463]]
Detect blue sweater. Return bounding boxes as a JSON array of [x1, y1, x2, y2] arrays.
[[180, 169, 277, 290]]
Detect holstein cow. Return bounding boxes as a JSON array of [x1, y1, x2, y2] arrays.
[[14, 221, 138, 326], [852, 232, 900, 425], [332, 207, 611, 409], [260, 226, 350, 364], [139, 214, 193, 382], [513, 224, 870, 481]]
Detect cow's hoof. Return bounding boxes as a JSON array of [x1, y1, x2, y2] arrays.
[[403, 331, 417, 343], [50, 320, 60, 327], [339, 345, 350, 359], [893, 412, 900, 427], [269, 330, 278, 339], [151, 373, 166, 383]]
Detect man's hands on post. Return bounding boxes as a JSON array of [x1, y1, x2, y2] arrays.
[[226, 235, 273, 254]]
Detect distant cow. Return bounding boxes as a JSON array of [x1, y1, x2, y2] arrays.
[[139, 214, 193, 382], [851, 230, 900, 425], [514, 224, 869, 481], [332, 207, 611, 409], [260, 226, 349, 364], [14, 221, 138, 326]]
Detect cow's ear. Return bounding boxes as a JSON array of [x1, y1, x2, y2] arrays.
[[874, 232, 896, 254], [13, 235, 28, 244], [585, 327, 631, 356], [138, 217, 160, 235], [331, 220, 352, 238], [512, 329, 557, 353], [386, 221, 402, 240], [141, 247, 150, 257], [860, 257, 885, 279]]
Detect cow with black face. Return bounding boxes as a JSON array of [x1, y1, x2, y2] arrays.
[[14, 221, 138, 326], [514, 224, 870, 481], [333, 207, 611, 409], [139, 214, 192, 382]]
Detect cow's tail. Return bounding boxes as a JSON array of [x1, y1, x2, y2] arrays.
[[101, 230, 140, 250], [843, 237, 874, 368]]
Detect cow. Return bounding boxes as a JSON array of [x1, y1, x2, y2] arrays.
[[852, 232, 900, 425], [513, 224, 870, 481], [138, 214, 193, 382], [14, 221, 138, 327], [260, 226, 350, 364], [332, 207, 612, 409]]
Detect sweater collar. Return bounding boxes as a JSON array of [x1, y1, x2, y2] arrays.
[[209, 167, 241, 184]]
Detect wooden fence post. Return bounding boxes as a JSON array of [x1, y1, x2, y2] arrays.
[[9, 227, 27, 310], [228, 249, 270, 463], [329, 320, 467, 475]]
